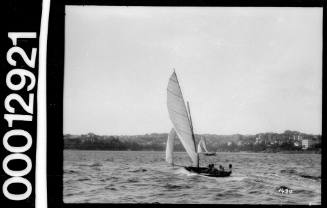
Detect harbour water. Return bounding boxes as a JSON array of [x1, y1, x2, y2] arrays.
[[64, 150, 321, 204]]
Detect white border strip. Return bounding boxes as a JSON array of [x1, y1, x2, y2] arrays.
[[36, 0, 51, 208]]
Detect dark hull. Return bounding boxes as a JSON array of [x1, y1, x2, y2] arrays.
[[204, 152, 216, 156], [185, 166, 232, 177]]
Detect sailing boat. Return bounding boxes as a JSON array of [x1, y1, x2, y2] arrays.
[[166, 70, 232, 177], [197, 136, 216, 156]]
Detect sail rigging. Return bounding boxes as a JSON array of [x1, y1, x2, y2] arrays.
[[167, 71, 198, 167]]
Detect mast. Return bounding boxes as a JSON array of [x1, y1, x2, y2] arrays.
[[187, 101, 199, 168]]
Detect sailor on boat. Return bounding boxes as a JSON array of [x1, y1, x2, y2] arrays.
[[207, 164, 214, 173], [205, 163, 227, 174]]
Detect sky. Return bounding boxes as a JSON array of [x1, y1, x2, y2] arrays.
[[64, 6, 322, 135]]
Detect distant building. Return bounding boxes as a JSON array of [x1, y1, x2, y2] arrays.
[[227, 141, 232, 146], [302, 139, 309, 149], [303, 137, 320, 149], [297, 135, 302, 141], [255, 134, 262, 144]]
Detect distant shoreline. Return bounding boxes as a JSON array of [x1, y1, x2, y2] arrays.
[[64, 131, 321, 154]]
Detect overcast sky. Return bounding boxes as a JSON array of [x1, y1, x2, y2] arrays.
[[64, 6, 322, 135]]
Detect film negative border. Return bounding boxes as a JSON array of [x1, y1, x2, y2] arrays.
[[1, 0, 46, 208], [56, 1, 324, 208]]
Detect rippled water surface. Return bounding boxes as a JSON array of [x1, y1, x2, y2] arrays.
[[64, 150, 321, 204]]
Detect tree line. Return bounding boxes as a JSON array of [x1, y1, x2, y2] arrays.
[[64, 131, 321, 153]]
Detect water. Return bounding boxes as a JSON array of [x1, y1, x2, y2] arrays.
[[64, 150, 321, 204]]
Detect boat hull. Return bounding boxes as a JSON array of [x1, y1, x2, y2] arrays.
[[204, 152, 216, 156], [198, 152, 216, 156], [184, 166, 232, 177]]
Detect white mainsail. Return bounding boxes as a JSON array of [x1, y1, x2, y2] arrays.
[[167, 71, 198, 167], [166, 128, 176, 165]]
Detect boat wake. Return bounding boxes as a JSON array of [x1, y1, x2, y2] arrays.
[[225, 174, 247, 181], [175, 167, 198, 176]]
